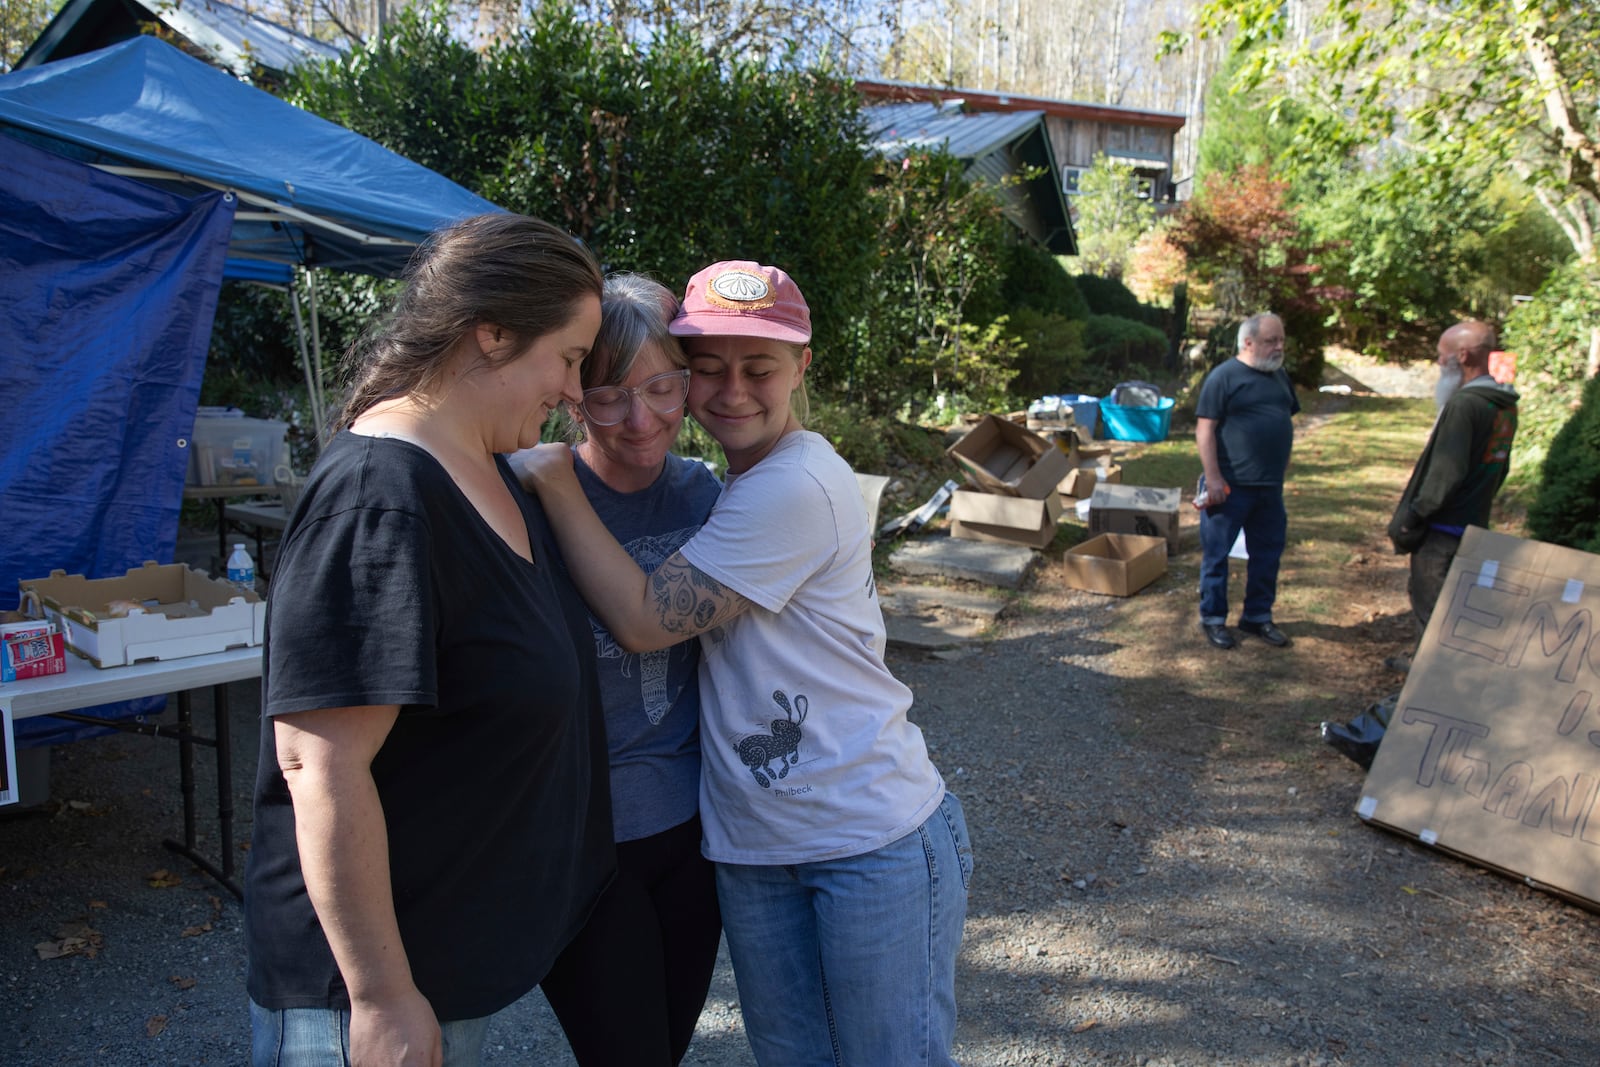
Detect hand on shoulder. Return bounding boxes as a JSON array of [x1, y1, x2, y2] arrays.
[[507, 443, 576, 495]]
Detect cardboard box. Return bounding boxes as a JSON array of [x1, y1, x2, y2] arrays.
[[1077, 442, 1114, 463], [947, 415, 1072, 499], [1060, 533, 1167, 596], [19, 562, 265, 668], [1088, 484, 1183, 553], [949, 489, 1064, 549], [1358, 528, 1600, 909], [1, 621, 66, 682], [1058, 463, 1123, 500]]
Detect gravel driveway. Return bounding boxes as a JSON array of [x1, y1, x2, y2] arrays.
[[8, 589, 1598, 1066]]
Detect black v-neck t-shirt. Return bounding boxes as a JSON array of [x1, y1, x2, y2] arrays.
[[244, 432, 614, 1021]]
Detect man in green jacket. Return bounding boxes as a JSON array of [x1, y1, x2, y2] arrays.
[[1387, 320, 1519, 644]]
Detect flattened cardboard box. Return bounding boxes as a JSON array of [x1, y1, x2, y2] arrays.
[[1060, 533, 1167, 597], [19, 562, 265, 668], [946, 415, 1072, 499], [949, 489, 1064, 549], [1088, 484, 1182, 553], [1359, 527, 1600, 909]]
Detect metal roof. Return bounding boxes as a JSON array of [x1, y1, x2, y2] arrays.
[[862, 102, 1076, 255], [19, 0, 343, 77], [864, 102, 1050, 162], [857, 78, 1187, 129]]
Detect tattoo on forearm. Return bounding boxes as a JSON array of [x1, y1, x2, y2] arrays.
[[650, 557, 744, 635]]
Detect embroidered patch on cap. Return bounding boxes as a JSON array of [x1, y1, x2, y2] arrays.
[[706, 270, 777, 311]]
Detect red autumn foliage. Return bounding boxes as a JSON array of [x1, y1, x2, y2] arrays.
[[1169, 164, 1349, 334]]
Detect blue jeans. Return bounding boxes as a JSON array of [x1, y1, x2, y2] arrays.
[[249, 1000, 491, 1066], [1199, 483, 1287, 626], [716, 792, 973, 1067]]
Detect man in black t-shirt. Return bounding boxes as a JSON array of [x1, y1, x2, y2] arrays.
[[1195, 313, 1301, 650]]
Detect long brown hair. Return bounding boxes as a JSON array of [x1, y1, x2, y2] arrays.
[[336, 213, 603, 431]]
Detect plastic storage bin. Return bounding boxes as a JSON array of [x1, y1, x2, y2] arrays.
[[1099, 397, 1175, 442], [1059, 394, 1100, 439], [186, 413, 288, 487]]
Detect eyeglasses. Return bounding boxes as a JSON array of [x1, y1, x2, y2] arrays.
[[579, 369, 691, 426]]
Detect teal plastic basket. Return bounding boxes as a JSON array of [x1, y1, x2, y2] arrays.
[[1099, 397, 1175, 442]]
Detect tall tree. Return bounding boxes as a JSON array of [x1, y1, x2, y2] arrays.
[[1182, 0, 1600, 264], [3, 0, 59, 71]]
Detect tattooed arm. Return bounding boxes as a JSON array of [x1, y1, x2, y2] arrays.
[[509, 443, 751, 652]]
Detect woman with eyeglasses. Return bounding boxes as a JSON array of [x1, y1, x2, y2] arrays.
[[535, 273, 724, 1067]]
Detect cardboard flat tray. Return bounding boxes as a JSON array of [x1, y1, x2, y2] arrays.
[[19, 562, 265, 668]]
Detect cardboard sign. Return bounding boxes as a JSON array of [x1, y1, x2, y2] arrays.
[[1359, 527, 1600, 908]]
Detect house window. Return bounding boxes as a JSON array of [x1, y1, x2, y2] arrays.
[[1062, 167, 1085, 195]]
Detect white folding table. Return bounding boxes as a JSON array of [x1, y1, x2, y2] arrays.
[[1, 646, 262, 898]]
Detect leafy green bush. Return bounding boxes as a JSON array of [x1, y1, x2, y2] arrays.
[[1083, 314, 1167, 367], [1074, 274, 1157, 325], [1301, 164, 1496, 357], [849, 151, 1015, 414], [1528, 373, 1600, 553], [997, 239, 1089, 321], [1502, 259, 1600, 484], [1006, 308, 1088, 399], [899, 318, 1022, 413]]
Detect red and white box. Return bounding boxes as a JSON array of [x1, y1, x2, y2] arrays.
[[1, 620, 67, 682]]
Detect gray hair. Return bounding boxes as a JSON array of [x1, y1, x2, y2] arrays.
[[563, 273, 686, 442], [1237, 313, 1281, 353], [583, 273, 686, 390]]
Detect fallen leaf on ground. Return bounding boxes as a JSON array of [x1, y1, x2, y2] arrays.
[[1074, 1019, 1100, 1033], [180, 922, 213, 938], [147, 869, 182, 889], [169, 975, 197, 990], [88, 899, 108, 909], [35, 919, 104, 959], [146, 1015, 168, 1037]]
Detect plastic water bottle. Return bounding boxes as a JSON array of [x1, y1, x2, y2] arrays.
[[226, 542, 256, 592]]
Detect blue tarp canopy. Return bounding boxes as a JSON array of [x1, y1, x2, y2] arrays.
[[1, 134, 236, 744], [0, 35, 501, 278], [0, 37, 503, 747]]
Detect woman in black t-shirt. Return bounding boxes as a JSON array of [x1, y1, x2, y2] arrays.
[[243, 214, 615, 1067]]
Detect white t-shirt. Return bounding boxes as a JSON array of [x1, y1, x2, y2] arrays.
[[680, 430, 945, 864]]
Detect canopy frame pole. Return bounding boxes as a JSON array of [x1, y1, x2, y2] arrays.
[[285, 275, 326, 460], [90, 165, 417, 249], [305, 270, 328, 449]]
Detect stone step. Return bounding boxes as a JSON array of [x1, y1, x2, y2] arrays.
[[887, 534, 1038, 590]]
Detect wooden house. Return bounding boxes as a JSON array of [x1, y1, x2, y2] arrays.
[[857, 79, 1187, 207]]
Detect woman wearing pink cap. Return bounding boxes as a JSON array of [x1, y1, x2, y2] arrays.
[[514, 261, 971, 1066]]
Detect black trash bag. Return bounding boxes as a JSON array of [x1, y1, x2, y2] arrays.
[[1320, 691, 1400, 770]]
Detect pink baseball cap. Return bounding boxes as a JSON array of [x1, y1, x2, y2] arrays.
[[668, 261, 812, 344]]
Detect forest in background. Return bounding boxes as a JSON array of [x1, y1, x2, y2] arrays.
[[4, 0, 1598, 550]]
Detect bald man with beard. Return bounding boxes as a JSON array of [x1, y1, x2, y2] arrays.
[[1387, 320, 1519, 658]]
